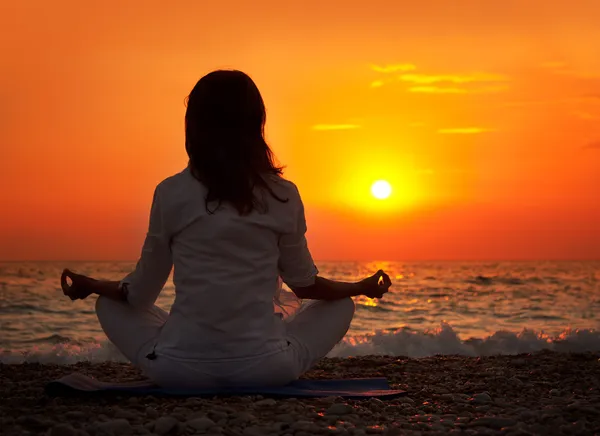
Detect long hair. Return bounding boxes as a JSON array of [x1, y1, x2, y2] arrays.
[[185, 70, 286, 215]]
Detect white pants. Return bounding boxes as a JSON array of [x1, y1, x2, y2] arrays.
[[95, 296, 355, 388]]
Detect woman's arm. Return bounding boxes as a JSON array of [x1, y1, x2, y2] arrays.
[[118, 185, 173, 308], [60, 185, 172, 307], [290, 270, 391, 301], [291, 277, 361, 300]]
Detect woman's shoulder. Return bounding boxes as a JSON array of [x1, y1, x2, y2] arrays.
[[156, 167, 197, 191], [263, 174, 301, 198]]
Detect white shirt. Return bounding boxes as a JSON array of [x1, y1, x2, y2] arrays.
[[121, 167, 318, 361]]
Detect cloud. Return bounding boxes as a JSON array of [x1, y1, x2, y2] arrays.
[[438, 127, 496, 134], [409, 86, 469, 94], [371, 64, 416, 73], [574, 110, 599, 120], [583, 141, 600, 150], [541, 62, 600, 79], [399, 72, 508, 85], [370, 80, 384, 88], [504, 95, 600, 108], [312, 124, 361, 131]]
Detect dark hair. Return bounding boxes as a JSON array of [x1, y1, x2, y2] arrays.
[[185, 70, 286, 215]]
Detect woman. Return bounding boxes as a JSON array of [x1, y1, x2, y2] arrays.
[[60, 70, 392, 388]]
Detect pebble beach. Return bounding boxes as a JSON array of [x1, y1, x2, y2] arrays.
[[2, 351, 599, 436]]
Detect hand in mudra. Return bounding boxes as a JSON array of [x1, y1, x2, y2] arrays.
[[60, 269, 97, 301], [360, 269, 392, 299]]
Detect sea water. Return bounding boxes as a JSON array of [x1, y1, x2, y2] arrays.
[[1, 261, 599, 363]]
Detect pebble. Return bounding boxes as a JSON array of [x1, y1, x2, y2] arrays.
[[95, 419, 132, 435], [396, 397, 415, 404], [472, 392, 492, 404], [186, 417, 216, 431], [65, 411, 87, 420], [243, 426, 270, 436], [153, 416, 178, 435], [114, 409, 138, 420], [470, 417, 517, 429], [50, 423, 77, 436], [145, 407, 158, 418], [254, 398, 277, 406], [229, 411, 256, 425], [326, 403, 354, 415], [275, 413, 296, 423]]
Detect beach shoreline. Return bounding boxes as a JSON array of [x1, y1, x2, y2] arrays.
[[1, 351, 599, 435]]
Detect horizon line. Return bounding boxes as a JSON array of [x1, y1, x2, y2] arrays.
[[1, 258, 598, 263]]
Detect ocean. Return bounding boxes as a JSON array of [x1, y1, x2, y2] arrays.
[[1, 261, 599, 364]]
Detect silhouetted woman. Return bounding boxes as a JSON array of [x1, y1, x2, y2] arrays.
[[60, 70, 391, 388]]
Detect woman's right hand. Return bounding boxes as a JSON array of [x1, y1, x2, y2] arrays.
[[359, 270, 392, 299]]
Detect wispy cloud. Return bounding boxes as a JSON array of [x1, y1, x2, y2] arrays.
[[583, 140, 600, 150], [574, 110, 599, 120], [312, 124, 361, 131], [400, 72, 508, 85], [541, 61, 600, 79], [503, 95, 600, 108], [370, 64, 508, 92], [438, 127, 496, 134], [371, 64, 416, 73], [409, 86, 469, 94]]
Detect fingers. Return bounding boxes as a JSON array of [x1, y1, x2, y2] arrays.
[[375, 270, 392, 289], [381, 272, 392, 288], [61, 269, 80, 300], [60, 269, 71, 295]]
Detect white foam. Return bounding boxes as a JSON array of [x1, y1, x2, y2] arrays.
[[329, 322, 600, 357], [0, 341, 128, 364], [2, 323, 599, 364]]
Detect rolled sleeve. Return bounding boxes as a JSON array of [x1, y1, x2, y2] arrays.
[[278, 189, 318, 288], [121, 185, 173, 309]]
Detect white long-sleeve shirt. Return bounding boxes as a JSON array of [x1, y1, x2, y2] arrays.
[[120, 167, 318, 361]]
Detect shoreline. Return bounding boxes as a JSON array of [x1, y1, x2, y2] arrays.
[[1, 351, 599, 435]]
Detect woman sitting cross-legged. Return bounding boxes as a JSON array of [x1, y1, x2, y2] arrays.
[[60, 70, 392, 388]]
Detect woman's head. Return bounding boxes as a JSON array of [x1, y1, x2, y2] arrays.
[[185, 70, 285, 214]]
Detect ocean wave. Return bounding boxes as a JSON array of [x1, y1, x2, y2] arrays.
[[2, 323, 599, 364], [466, 276, 526, 286], [330, 323, 600, 357]]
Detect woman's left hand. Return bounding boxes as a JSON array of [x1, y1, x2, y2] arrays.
[[60, 269, 98, 301]]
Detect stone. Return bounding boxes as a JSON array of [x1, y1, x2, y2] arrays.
[[472, 393, 492, 404], [254, 398, 277, 406], [229, 411, 256, 425], [243, 426, 270, 436], [186, 417, 215, 432], [114, 409, 138, 421], [470, 417, 517, 429], [326, 403, 354, 415], [65, 411, 87, 420], [275, 414, 296, 423], [95, 419, 132, 435], [153, 416, 178, 435], [396, 397, 415, 404], [50, 424, 77, 436], [145, 407, 158, 419]]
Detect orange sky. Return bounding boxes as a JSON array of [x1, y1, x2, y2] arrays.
[[1, 0, 599, 261]]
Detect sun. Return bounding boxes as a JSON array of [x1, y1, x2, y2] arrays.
[[371, 180, 392, 200]]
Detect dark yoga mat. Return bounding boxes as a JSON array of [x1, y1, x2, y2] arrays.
[[46, 373, 406, 399]]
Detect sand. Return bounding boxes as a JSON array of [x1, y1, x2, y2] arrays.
[[1, 351, 599, 435]]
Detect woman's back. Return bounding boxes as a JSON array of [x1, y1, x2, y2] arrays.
[[156, 168, 315, 361]]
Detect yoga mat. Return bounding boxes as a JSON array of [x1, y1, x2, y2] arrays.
[[46, 373, 406, 399]]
